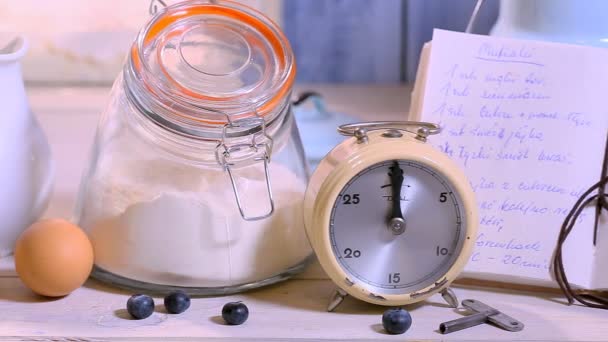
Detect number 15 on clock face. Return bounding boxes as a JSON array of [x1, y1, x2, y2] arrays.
[[304, 123, 477, 307], [329, 160, 466, 294]]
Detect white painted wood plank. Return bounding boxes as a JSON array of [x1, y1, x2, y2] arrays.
[[2, 85, 606, 341], [0, 256, 14, 277], [11, 85, 410, 282], [0, 277, 607, 341], [4, 1, 284, 84], [28, 85, 410, 220]]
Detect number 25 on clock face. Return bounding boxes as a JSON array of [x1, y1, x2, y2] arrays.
[[304, 123, 477, 307], [330, 161, 465, 292]]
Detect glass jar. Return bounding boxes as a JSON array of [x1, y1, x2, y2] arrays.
[[74, 0, 312, 294]]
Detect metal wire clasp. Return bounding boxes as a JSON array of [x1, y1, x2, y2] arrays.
[[215, 114, 275, 221], [149, 0, 167, 15], [338, 121, 441, 143], [149, 0, 220, 15]]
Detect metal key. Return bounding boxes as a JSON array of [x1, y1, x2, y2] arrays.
[[439, 299, 524, 334]]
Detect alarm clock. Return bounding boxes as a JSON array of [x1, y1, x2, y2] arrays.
[[303, 121, 478, 311]]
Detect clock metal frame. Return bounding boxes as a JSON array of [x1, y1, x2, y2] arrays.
[[304, 125, 478, 307]]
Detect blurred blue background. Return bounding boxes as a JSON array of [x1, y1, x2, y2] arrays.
[[283, 0, 499, 83]]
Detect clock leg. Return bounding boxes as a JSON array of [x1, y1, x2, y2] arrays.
[[327, 288, 348, 312], [441, 287, 459, 308]]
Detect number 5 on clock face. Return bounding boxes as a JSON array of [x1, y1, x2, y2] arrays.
[[304, 123, 477, 308], [329, 160, 466, 294]]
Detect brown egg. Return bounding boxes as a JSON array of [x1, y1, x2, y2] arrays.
[[15, 219, 94, 297]]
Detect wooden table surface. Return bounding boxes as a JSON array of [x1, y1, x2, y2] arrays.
[[1, 85, 607, 341]]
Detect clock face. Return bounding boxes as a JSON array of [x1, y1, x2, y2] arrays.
[[329, 160, 466, 295]]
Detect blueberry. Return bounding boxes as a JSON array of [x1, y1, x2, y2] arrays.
[[222, 302, 249, 325], [382, 308, 412, 335], [164, 291, 191, 314], [127, 294, 155, 320]]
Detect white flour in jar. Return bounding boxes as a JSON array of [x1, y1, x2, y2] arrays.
[[78, 157, 312, 287]]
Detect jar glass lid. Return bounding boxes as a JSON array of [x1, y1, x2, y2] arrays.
[[131, 0, 295, 126]]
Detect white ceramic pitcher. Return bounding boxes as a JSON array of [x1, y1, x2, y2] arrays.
[[0, 35, 54, 256], [492, 0, 608, 48]]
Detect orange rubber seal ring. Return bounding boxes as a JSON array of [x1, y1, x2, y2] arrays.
[[131, 1, 295, 124]]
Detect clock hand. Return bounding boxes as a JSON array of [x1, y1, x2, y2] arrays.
[[388, 161, 406, 235], [389, 161, 404, 219]]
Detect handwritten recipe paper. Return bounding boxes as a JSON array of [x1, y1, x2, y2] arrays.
[[412, 30, 608, 288]]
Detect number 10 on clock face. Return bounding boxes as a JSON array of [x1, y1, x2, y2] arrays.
[[329, 160, 467, 295]]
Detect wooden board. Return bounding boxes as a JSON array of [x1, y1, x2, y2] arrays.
[[2, 276, 608, 341], [25, 85, 409, 282], [2, 86, 607, 341]]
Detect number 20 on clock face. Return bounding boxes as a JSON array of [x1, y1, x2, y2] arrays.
[[304, 123, 477, 307], [330, 160, 466, 293]]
